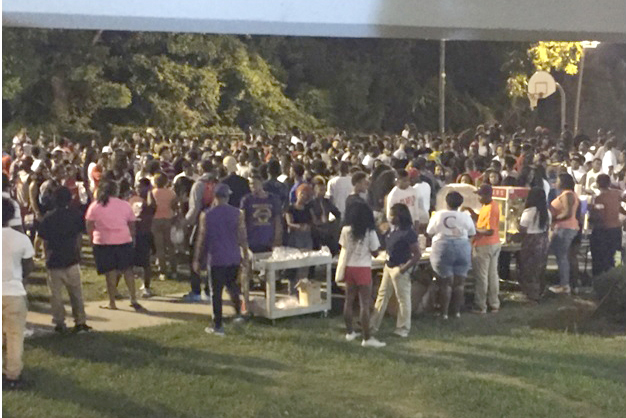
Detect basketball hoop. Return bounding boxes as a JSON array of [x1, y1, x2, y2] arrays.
[[527, 71, 556, 110]]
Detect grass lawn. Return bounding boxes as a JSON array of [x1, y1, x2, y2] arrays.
[[25, 243, 191, 305], [9, 244, 626, 418], [5, 288, 626, 418]]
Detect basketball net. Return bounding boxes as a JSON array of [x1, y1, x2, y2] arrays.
[[527, 92, 544, 110]]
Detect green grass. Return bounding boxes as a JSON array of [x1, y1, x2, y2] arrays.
[[5, 294, 626, 418], [26, 243, 191, 305], [12, 245, 626, 417]]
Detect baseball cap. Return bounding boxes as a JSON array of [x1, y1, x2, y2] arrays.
[[214, 183, 232, 198], [102, 146, 113, 154], [475, 184, 493, 197]]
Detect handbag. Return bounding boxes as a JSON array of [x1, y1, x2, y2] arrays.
[[335, 236, 355, 283]]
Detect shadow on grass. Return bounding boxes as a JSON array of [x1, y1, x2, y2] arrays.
[[463, 343, 626, 387], [11, 367, 200, 418], [27, 331, 285, 384]]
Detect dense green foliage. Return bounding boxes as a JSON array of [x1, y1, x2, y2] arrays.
[[2, 30, 319, 141], [3, 29, 625, 142]]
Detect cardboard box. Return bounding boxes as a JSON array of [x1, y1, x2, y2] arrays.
[[296, 279, 322, 306]]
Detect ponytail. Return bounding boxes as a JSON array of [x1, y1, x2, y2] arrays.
[[97, 180, 118, 207]]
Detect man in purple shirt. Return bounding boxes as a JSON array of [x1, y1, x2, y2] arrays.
[[193, 183, 249, 335], [240, 171, 282, 254]]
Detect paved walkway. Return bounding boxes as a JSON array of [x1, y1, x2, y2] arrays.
[[26, 294, 238, 335]]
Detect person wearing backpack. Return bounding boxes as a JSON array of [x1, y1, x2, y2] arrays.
[[183, 159, 216, 302]]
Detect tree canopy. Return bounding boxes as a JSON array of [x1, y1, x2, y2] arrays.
[[3, 29, 625, 143]]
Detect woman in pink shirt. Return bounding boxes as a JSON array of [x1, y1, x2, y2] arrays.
[[86, 181, 143, 310], [151, 173, 178, 280]]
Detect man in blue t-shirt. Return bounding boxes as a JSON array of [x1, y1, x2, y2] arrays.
[[241, 171, 282, 253]]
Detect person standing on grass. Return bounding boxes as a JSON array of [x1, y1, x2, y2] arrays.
[[85, 181, 143, 311], [370, 203, 421, 338], [589, 174, 625, 276], [38, 187, 91, 333], [343, 171, 370, 226], [184, 159, 217, 302], [128, 178, 156, 298], [285, 184, 314, 294], [326, 161, 352, 217], [151, 172, 178, 280], [2, 173, 23, 232], [517, 188, 551, 302], [339, 202, 386, 348], [263, 159, 289, 209], [426, 191, 476, 319], [308, 176, 341, 255], [241, 171, 282, 254], [465, 184, 501, 314], [193, 183, 248, 336], [2, 198, 34, 390], [288, 163, 306, 204], [222, 156, 251, 208], [386, 169, 426, 232], [548, 174, 580, 295]]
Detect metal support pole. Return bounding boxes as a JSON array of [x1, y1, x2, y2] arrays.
[[556, 82, 566, 134], [438, 39, 446, 139], [574, 49, 586, 134]]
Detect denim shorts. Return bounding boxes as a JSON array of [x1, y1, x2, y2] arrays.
[[429, 239, 472, 278]]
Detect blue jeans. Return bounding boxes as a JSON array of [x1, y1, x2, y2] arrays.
[[550, 228, 579, 286], [430, 239, 472, 278]]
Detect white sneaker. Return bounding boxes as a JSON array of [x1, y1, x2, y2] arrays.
[[158, 274, 167, 281], [361, 337, 386, 348], [141, 288, 154, 298], [442, 314, 449, 320], [548, 284, 571, 295], [345, 331, 360, 341], [232, 316, 245, 325], [454, 313, 461, 319], [204, 327, 225, 336], [393, 329, 409, 338]]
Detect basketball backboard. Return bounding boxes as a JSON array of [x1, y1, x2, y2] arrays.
[[527, 71, 557, 109]]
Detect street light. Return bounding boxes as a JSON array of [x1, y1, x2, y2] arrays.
[[574, 41, 600, 134]]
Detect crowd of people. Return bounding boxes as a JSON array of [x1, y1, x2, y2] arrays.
[[3, 124, 626, 385]]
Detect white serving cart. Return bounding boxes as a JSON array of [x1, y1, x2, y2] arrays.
[[248, 252, 333, 323]]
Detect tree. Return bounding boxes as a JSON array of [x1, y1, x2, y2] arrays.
[[506, 41, 583, 98]]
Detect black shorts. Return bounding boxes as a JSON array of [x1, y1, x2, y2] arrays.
[[133, 233, 153, 268], [93, 243, 134, 275]]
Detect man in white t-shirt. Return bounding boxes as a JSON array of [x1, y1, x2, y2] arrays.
[[567, 154, 587, 185], [386, 169, 427, 230], [578, 141, 595, 164], [601, 139, 618, 177], [582, 159, 603, 196], [362, 146, 379, 170], [401, 124, 410, 139], [2, 198, 35, 389], [393, 138, 408, 160], [326, 161, 352, 216], [410, 168, 431, 219]]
